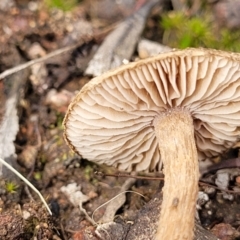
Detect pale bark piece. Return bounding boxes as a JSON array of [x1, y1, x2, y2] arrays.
[[60, 183, 90, 207], [138, 38, 172, 59], [0, 69, 29, 177], [85, 0, 160, 77], [99, 178, 136, 223], [0, 96, 18, 163]]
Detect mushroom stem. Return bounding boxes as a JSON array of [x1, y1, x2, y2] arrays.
[[154, 108, 199, 240]]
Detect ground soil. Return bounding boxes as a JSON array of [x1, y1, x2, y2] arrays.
[[1, 1, 240, 240]]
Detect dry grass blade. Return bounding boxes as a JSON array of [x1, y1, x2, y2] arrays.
[[0, 157, 52, 215]]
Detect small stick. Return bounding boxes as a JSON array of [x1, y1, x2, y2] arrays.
[[199, 181, 238, 194], [0, 44, 78, 80], [94, 171, 164, 181], [96, 171, 240, 195], [0, 23, 117, 80]]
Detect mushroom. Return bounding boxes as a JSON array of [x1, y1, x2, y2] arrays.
[[63, 48, 240, 239]]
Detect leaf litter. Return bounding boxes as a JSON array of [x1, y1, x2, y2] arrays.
[[1, 1, 240, 239]]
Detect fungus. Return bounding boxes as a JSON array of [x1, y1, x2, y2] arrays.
[[63, 48, 240, 239]]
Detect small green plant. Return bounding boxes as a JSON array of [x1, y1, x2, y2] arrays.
[[56, 112, 64, 130], [44, 0, 79, 11], [84, 165, 93, 181], [161, 11, 240, 51], [5, 181, 18, 193], [33, 172, 42, 181]]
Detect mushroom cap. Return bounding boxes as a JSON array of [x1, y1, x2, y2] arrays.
[[64, 48, 240, 172]]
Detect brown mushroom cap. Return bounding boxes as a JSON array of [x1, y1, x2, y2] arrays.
[[64, 48, 240, 171]]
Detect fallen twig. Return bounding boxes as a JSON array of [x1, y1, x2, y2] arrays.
[[96, 170, 240, 195], [0, 21, 117, 81], [0, 44, 78, 80], [95, 171, 164, 181]]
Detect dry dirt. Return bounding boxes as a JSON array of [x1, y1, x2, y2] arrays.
[[1, 1, 240, 240]]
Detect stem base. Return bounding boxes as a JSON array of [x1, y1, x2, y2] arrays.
[[154, 109, 199, 240]]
